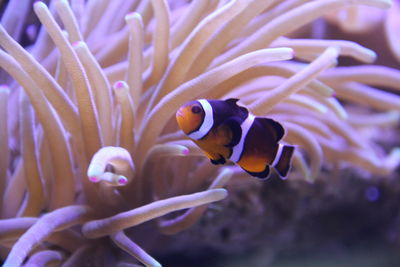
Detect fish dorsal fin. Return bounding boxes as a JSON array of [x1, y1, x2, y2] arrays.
[[224, 98, 248, 116], [225, 98, 239, 106], [257, 117, 285, 142]]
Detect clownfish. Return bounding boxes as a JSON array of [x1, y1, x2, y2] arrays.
[[176, 98, 294, 179]]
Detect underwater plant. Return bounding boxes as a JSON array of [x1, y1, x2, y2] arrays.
[[0, 0, 399, 266]]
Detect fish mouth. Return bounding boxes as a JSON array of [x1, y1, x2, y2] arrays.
[[176, 109, 187, 132]]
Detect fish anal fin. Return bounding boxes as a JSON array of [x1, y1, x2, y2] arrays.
[[242, 165, 270, 179], [221, 117, 242, 147], [257, 118, 285, 141], [203, 150, 226, 165]]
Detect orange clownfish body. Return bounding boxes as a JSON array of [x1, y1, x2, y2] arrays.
[[176, 98, 294, 179]]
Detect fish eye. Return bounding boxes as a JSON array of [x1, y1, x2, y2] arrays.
[[191, 105, 202, 114]]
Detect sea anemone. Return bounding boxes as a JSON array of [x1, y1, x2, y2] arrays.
[[0, 0, 399, 266]]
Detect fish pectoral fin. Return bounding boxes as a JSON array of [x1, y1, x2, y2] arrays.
[[210, 156, 226, 165], [257, 117, 285, 142], [204, 151, 226, 165], [222, 118, 242, 147]]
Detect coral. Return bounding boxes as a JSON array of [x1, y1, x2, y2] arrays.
[[0, 0, 399, 266]]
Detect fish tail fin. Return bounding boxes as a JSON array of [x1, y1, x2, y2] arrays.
[[273, 145, 294, 177]]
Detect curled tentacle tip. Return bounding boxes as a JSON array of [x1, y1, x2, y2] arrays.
[[34, 1, 46, 8], [214, 188, 228, 194], [366, 49, 377, 61], [117, 176, 128, 185], [89, 176, 100, 183], [278, 47, 295, 60], [87, 164, 103, 179], [125, 12, 141, 21], [114, 81, 127, 89], [72, 41, 85, 48], [87, 146, 134, 187], [216, 188, 229, 199], [182, 148, 190, 156]]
